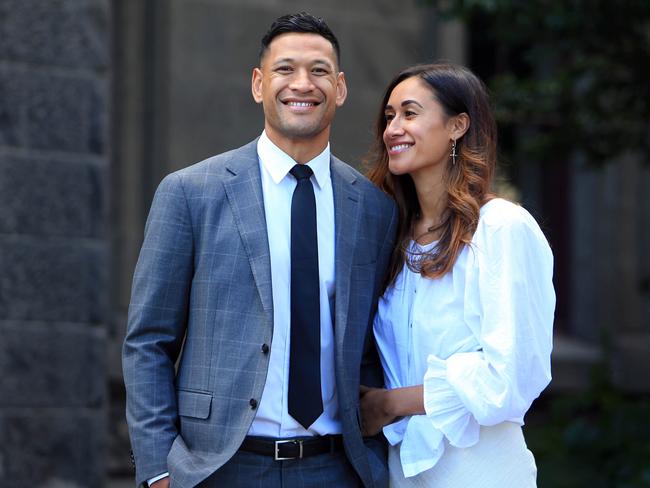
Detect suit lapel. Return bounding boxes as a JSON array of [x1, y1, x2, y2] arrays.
[[222, 149, 362, 365], [331, 158, 362, 354], [222, 141, 273, 318]]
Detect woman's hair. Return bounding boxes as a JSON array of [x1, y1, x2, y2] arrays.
[[367, 62, 497, 286]]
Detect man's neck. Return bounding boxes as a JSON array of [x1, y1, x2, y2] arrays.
[[265, 128, 330, 164]]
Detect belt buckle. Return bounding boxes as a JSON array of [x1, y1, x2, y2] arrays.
[[274, 439, 303, 460]]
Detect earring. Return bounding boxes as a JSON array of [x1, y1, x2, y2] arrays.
[[450, 139, 457, 165]]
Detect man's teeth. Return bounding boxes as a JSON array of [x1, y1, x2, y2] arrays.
[[288, 101, 315, 107], [392, 144, 412, 152]]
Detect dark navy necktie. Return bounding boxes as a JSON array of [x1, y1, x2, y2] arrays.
[[288, 164, 323, 429]]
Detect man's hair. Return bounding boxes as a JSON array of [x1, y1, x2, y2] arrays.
[[260, 12, 341, 67]]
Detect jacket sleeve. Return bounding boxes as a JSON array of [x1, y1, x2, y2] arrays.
[[361, 198, 398, 388], [122, 172, 194, 486]]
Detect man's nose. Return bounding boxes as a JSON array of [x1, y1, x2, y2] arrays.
[[289, 69, 315, 91]]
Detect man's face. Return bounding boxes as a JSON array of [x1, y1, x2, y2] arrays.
[[252, 33, 347, 148]]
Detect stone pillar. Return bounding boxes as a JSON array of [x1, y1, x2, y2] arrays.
[[0, 0, 110, 485]]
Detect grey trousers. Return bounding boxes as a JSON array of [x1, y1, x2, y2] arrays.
[[198, 449, 362, 488]]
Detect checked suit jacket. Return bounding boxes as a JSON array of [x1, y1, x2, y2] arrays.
[[122, 139, 398, 488]]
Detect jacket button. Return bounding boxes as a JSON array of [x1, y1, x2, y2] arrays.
[[261, 343, 269, 354], [249, 398, 258, 409]]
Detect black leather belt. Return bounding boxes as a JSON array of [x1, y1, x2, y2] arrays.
[[240, 435, 344, 460]]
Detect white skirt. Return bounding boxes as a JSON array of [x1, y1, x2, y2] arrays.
[[388, 422, 537, 488]]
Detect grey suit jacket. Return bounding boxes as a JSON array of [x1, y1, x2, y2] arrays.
[[122, 140, 398, 487]]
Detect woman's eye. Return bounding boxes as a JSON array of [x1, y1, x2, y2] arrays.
[[384, 113, 395, 122], [405, 110, 417, 117]]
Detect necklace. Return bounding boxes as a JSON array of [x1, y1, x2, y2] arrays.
[[412, 213, 444, 244]]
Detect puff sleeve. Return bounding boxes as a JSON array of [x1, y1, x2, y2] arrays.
[[423, 202, 555, 446]]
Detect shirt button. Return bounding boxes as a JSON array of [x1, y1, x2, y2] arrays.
[[249, 398, 258, 409], [261, 343, 270, 354]]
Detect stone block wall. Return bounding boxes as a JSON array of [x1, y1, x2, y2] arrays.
[[0, 0, 110, 485]]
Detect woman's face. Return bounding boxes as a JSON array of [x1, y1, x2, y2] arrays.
[[383, 76, 454, 178]]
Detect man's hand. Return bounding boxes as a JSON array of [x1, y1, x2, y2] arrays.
[[359, 385, 396, 437], [150, 478, 170, 488]]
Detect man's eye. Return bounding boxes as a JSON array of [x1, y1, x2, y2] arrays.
[[313, 67, 329, 75], [276, 66, 293, 73]]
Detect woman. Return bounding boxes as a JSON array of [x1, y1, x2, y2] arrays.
[[362, 63, 555, 487]]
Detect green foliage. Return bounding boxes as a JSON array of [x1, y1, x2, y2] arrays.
[[432, 0, 650, 166], [525, 366, 650, 487]]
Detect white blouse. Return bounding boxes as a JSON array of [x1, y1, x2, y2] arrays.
[[373, 198, 555, 478]]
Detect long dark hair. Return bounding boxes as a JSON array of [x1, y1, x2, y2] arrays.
[[367, 62, 497, 286]]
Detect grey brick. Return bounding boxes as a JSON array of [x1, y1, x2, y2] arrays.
[[0, 67, 107, 153], [0, 155, 105, 238], [0, 409, 104, 486], [0, 72, 23, 146], [24, 73, 107, 154], [0, 322, 105, 408], [87, 78, 108, 154], [0, 0, 109, 70], [0, 237, 107, 323]]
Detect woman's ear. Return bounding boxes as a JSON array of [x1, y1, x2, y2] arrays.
[[449, 112, 470, 140]]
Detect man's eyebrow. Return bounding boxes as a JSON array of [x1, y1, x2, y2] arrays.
[[271, 57, 335, 68], [312, 59, 334, 67], [272, 57, 295, 65]]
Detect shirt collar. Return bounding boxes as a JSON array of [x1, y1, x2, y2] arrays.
[[257, 131, 331, 189]]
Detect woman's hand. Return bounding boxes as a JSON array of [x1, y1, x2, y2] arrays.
[[359, 385, 396, 436], [359, 384, 426, 436]]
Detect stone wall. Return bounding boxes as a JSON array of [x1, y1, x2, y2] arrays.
[[0, 0, 110, 485]]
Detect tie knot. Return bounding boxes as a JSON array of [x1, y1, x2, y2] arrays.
[[290, 164, 313, 181]]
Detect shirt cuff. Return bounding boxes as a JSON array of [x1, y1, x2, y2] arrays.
[[147, 472, 169, 486], [423, 353, 479, 448]]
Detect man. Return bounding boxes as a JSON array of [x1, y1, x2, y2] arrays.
[[123, 12, 397, 488]]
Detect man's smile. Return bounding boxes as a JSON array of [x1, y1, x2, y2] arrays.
[[281, 98, 322, 114]]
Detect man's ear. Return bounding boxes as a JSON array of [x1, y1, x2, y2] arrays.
[[251, 67, 263, 104], [335, 72, 348, 107], [449, 112, 470, 140]]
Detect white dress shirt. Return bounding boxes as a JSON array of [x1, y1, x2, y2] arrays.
[[147, 132, 340, 485], [249, 131, 340, 437], [374, 198, 555, 478]]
